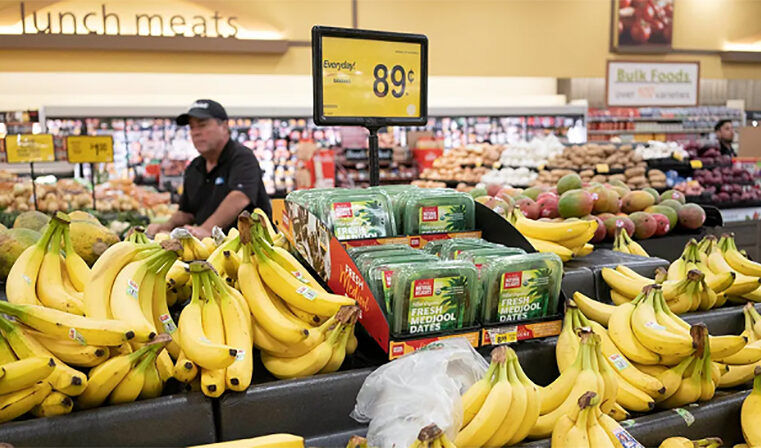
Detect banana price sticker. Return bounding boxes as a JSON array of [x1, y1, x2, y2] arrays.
[[4, 134, 55, 164], [66, 136, 114, 163], [321, 37, 421, 118]]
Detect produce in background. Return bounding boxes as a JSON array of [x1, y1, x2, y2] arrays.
[[419, 144, 500, 184], [12, 210, 50, 232], [550, 391, 644, 448], [659, 437, 723, 448], [457, 346, 539, 446], [741, 366, 761, 447]]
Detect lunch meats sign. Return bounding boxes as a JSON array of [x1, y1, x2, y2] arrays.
[[606, 61, 699, 107]]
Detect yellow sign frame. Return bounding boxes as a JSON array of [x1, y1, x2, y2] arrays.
[[312, 26, 428, 127], [66, 136, 115, 163], [4, 134, 55, 164]]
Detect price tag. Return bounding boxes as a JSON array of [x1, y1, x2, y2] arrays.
[[492, 162, 502, 170], [596, 163, 610, 173], [4, 134, 55, 163], [313, 26, 427, 126], [537, 163, 546, 171], [490, 328, 517, 345], [66, 136, 114, 163], [690, 160, 703, 169], [673, 152, 685, 161]]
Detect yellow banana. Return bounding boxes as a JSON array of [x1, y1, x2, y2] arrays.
[[62, 224, 90, 292], [484, 351, 527, 447], [511, 209, 596, 241], [741, 366, 761, 447], [0, 300, 138, 346], [0, 381, 52, 423], [718, 361, 761, 388], [30, 391, 74, 417], [0, 356, 55, 394], [109, 347, 158, 405], [459, 361, 497, 428], [36, 226, 84, 315], [631, 288, 694, 357], [199, 273, 228, 399], [260, 324, 340, 380], [188, 433, 304, 448], [25, 329, 108, 368], [573, 292, 615, 326], [656, 357, 693, 403], [556, 307, 581, 373], [238, 245, 310, 344], [555, 225, 596, 250], [716, 339, 761, 365], [140, 355, 164, 400], [5, 222, 58, 306], [510, 353, 541, 445], [563, 394, 592, 448], [659, 357, 702, 408], [607, 295, 661, 365], [178, 264, 237, 371], [456, 348, 511, 447], [725, 237, 761, 277], [85, 241, 153, 319], [172, 349, 199, 384], [319, 322, 351, 374], [0, 336, 16, 364], [549, 398, 581, 448], [526, 237, 573, 261], [710, 334, 748, 359], [542, 336, 583, 413]]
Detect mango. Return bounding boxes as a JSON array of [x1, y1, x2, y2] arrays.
[[677, 204, 706, 230], [558, 189, 594, 218], [0, 228, 40, 278], [629, 211, 657, 239], [645, 205, 678, 231], [621, 191, 656, 214], [557, 173, 582, 195], [13, 211, 49, 232], [70, 220, 120, 265]]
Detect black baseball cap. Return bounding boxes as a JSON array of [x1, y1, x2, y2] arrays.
[[176, 99, 228, 125]]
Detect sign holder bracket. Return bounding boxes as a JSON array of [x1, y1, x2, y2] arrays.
[[29, 162, 38, 211], [90, 163, 97, 211], [367, 127, 380, 186]]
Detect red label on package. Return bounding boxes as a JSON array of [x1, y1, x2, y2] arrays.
[[384, 270, 393, 288], [421, 206, 439, 222], [502, 271, 522, 289], [333, 202, 353, 218], [409, 237, 421, 248], [413, 279, 434, 297]]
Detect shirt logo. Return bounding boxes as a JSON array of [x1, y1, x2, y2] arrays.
[[215, 177, 224, 185]]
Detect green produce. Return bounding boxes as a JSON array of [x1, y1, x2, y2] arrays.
[[660, 189, 686, 204], [69, 219, 120, 266], [659, 199, 683, 211], [557, 174, 582, 195], [0, 228, 40, 279], [645, 205, 678, 230], [557, 189, 594, 218], [13, 211, 49, 232]]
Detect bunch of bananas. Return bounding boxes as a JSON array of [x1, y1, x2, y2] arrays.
[[155, 229, 216, 262], [409, 424, 456, 448], [612, 228, 649, 257], [534, 328, 629, 439], [456, 346, 539, 446], [603, 235, 761, 312], [659, 437, 723, 448], [550, 391, 642, 448], [508, 209, 596, 261], [173, 261, 252, 397], [189, 433, 305, 448], [6, 212, 91, 314], [237, 213, 358, 380], [712, 304, 761, 388], [570, 284, 758, 398], [741, 366, 761, 447]]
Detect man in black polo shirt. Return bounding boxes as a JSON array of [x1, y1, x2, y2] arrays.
[[147, 99, 271, 239]]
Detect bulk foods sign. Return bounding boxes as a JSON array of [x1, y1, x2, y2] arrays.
[[606, 61, 700, 107], [0, 2, 287, 54]]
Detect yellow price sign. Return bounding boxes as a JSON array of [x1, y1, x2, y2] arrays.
[[690, 159, 703, 169], [66, 136, 114, 163], [313, 26, 427, 126], [4, 134, 55, 164], [321, 37, 421, 118], [596, 163, 610, 173]]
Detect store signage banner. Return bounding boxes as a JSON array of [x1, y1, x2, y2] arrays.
[[606, 61, 699, 107]]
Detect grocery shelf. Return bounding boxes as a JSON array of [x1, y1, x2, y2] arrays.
[[0, 392, 216, 447], [588, 116, 739, 122], [588, 128, 715, 135]]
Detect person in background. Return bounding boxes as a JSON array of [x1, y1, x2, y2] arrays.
[[715, 119, 736, 156], [146, 99, 271, 239]]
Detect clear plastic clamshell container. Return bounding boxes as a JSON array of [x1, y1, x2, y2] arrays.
[[479, 252, 563, 325], [390, 260, 480, 337]]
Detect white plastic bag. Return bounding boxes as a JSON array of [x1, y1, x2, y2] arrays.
[[351, 338, 488, 448]]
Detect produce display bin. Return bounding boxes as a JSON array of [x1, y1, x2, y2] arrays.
[[217, 368, 373, 443], [561, 266, 596, 300], [681, 303, 761, 335], [576, 249, 670, 304], [0, 392, 215, 447]]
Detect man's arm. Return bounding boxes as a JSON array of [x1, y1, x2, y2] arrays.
[[193, 190, 251, 237], [146, 210, 194, 236]]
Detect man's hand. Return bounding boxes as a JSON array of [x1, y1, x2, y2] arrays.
[[146, 223, 167, 237], [183, 225, 212, 240]]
